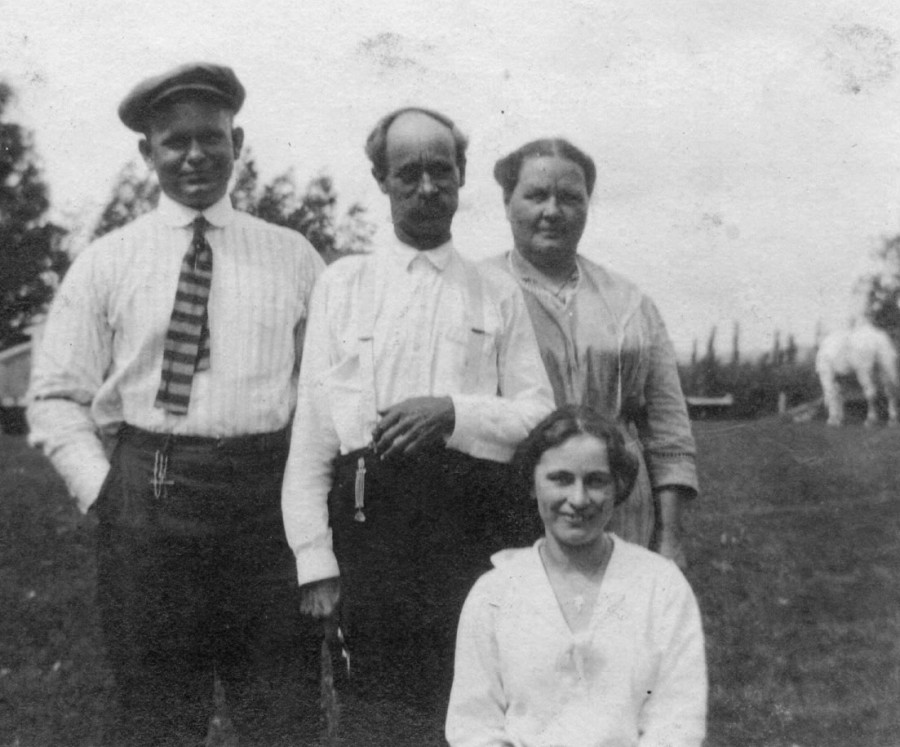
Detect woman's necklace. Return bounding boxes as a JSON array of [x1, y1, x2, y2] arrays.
[[548, 265, 580, 300], [541, 535, 613, 628], [508, 250, 580, 305]]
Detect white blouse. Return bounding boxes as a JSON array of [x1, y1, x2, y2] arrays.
[[446, 537, 707, 747]]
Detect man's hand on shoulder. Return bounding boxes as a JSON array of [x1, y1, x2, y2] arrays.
[[373, 396, 455, 459], [300, 576, 341, 618]]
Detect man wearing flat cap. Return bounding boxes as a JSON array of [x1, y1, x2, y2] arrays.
[[28, 63, 324, 745]]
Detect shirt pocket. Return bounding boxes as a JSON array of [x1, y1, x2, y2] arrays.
[[442, 321, 499, 390], [220, 261, 303, 334], [322, 355, 374, 442]]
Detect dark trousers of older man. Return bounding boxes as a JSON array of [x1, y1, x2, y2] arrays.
[[328, 446, 536, 719], [94, 426, 320, 747]]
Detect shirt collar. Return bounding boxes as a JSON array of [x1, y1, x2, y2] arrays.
[[156, 191, 236, 229], [386, 233, 454, 273]]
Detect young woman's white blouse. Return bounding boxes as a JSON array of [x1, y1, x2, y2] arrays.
[[446, 536, 707, 747]]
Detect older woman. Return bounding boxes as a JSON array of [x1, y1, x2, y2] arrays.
[[445, 406, 707, 747], [485, 138, 697, 564]]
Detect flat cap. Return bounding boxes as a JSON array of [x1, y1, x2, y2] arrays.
[[118, 62, 245, 132]]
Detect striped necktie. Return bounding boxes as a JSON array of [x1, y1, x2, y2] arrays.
[[155, 215, 213, 414]]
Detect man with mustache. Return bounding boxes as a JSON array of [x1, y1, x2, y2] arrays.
[[28, 63, 324, 745], [281, 108, 554, 726]]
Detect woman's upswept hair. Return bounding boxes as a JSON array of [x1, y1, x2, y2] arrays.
[[512, 405, 638, 506], [493, 137, 596, 203]]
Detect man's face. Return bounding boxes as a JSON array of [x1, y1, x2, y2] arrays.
[[139, 97, 243, 210], [378, 112, 463, 249]]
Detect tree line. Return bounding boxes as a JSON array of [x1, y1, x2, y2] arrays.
[[680, 232, 900, 419], [678, 323, 821, 419]]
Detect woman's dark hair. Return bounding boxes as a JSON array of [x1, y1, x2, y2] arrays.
[[493, 138, 596, 203], [513, 405, 638, 505]]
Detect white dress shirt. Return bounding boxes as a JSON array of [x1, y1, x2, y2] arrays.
[[28, 193, 324, 512], [281, 235, 554, 586]]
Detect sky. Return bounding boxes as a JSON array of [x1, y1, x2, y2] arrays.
[[3, 0, 900, 356]]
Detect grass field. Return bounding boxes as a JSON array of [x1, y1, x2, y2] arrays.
[[1, 418, 899, 746]]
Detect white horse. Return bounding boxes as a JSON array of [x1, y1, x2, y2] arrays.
[[815, 321, 899, 427]]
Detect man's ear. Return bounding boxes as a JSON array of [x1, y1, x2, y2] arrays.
[[373, 168, 389, 194], [458, 162, 466, 188], [138, 138, 154, 170], [231, 127, 244, 159]]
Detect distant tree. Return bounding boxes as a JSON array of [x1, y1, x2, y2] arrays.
[[705, 325, 717, 365], [771, 330, 783, 366], [694, 326, 723, 395], [857, 233, 900, 348], [0, 82, 69, 349], [229, 150, 259, 214], [336, 202, 377, 260], [814, 319, 824, 349], [236, 158, 374, 262], [91, 151, 373, 262], [92, 161, 159, 239], [731, 321, 740, 367], [683, 338, 700, 394], [785, 333, 798, 365]]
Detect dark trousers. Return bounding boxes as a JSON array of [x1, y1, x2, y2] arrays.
[[95, 426, 319, 747], [328, 447, 531, 712]]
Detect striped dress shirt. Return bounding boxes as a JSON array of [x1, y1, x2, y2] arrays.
[[27, 193, 324, 512]]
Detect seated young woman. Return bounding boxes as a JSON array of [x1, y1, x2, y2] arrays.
[[446, 405, 707, 747]]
